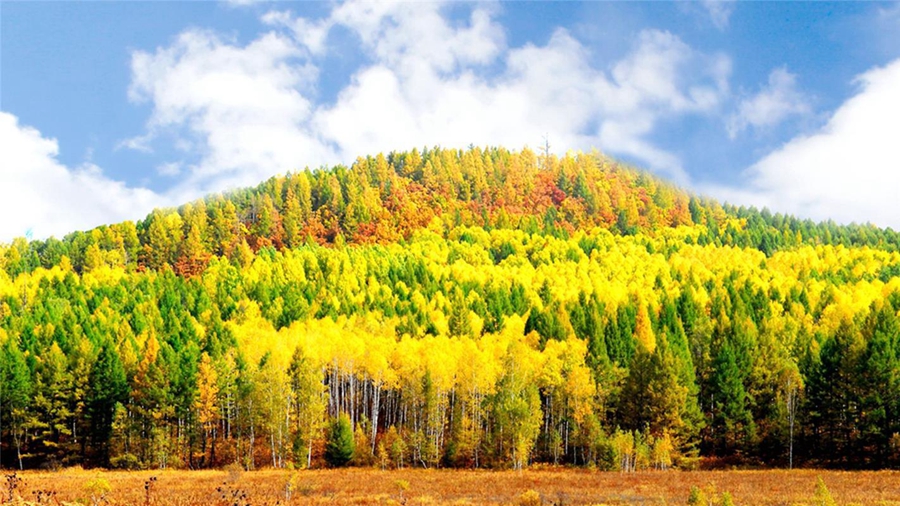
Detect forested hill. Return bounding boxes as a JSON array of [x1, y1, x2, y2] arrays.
[[2, 147, 899, 277], [1, 147, 900, 472]]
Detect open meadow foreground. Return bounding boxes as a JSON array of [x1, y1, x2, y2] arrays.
[[4, 469, 900, 506]]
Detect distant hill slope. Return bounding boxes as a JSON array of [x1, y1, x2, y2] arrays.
[[2, 147, 898, 277], [1, 147, 899, 471]]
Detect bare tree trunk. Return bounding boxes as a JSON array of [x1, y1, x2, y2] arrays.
[[271, 432, 277, 468], [785, 376, 799, 470], [14, 426, 23, 470], [371, 383, 381, 452], [788, 386, 796, 469], [248, 398, 255, 470]]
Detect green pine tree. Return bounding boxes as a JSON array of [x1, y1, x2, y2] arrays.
[[708, 340, 754, 455], [86, 342, 128, 466], [325, 413, 355, 467], [0, 338, 32, 469]]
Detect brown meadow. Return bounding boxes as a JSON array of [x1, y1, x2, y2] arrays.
[[3, 468, 900, 506]]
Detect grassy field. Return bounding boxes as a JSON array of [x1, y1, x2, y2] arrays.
[[3, 468, 900, 506]]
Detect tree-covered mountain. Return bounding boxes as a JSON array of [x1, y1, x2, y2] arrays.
[[1, 147, 899, 470]]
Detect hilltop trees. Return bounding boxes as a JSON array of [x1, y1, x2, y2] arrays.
[[5, 147, 900, 281]]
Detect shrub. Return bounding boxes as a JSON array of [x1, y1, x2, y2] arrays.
[[518, 489, 542, 506], [85, 478, 112, 506], [395, 479, 410, 504], [688, 486, 707, 506], [721, 492, 735, 506], [814, 477, 837, 506]]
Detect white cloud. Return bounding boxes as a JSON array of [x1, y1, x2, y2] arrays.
[[261, 10, 333, 56], [126, 1, 730, 191], [707, 58, 900, 229], [318, 8, 727, 184], [607, 30, 729, 114], [330, 1, 505, 74], [0, 112, 166, 241], [727, 67, 811, 138], [129, 29, 336, 203], [701, 0, 735, 31]]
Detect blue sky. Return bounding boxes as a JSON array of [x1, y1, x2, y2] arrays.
[[2, 1, 900, 241]]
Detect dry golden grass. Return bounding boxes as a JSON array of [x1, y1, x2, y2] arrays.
[[3, 467, 900, 506]]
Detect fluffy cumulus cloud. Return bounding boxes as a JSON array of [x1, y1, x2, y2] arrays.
[[128, 29, 335, 203], [0, 112, 165, 240], [126, 0, 730, 192], [727, 67, 811, 138], [709, 58, 900, 229]]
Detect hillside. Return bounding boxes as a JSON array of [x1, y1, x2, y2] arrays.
[[4, 147, 899, 278], [1, 147, 899, 471]]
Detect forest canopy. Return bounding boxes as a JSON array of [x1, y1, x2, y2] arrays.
[[1, 147, 899, 470]]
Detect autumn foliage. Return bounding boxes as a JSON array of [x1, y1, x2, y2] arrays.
[[1, 147, 900, 472]]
